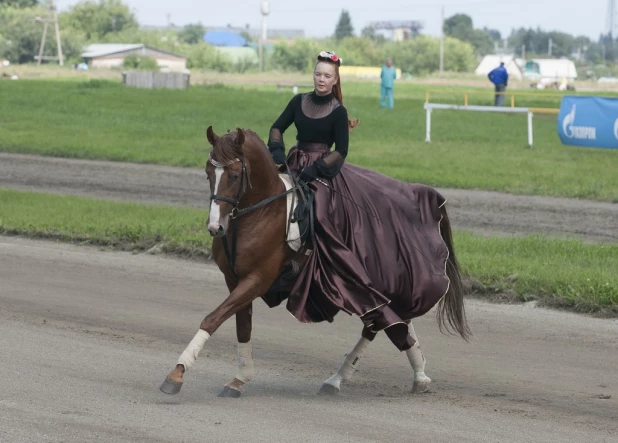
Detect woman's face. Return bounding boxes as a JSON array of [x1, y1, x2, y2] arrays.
[[313, 62, 338, 96]]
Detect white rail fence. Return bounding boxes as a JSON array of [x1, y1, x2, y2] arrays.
[[424, 103, 535, 147]]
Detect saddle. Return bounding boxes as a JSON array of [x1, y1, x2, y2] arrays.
[[261, 174, 316, 307]]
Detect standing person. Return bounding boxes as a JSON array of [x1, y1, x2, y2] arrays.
[[488, 61, 509, 106], [380, 57, 396, 108], [265, 51, 467, 352]]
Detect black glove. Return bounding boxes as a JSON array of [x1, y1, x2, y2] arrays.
[[299, 163, 319, 183], [270, 148, 287, 165]]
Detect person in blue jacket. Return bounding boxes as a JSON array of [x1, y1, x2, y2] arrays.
[[488, 62, 509, 106], [380, 58, 396, 109]]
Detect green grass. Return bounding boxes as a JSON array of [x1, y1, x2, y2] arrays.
[[1, 189, 616, 314], [0, 189, 212, 258], [456, 233, 618, 314], [1, 80, 618, 200]]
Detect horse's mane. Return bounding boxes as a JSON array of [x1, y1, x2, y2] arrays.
[[212, 129, 270, 164]]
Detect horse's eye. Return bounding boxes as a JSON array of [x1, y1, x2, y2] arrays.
[[232, 175, 240, 182]]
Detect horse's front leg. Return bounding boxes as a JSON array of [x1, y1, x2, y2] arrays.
[[318, 326, 376, 396], [218, 302, 253, 398], [159, 276, 263, 395]]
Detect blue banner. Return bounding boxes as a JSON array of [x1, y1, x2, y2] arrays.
[[557, 96, 618, 149]]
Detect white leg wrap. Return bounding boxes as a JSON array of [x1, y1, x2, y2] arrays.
[[406, 323, 431, 383], [177, 329, 210, 371], [235, 342, 254, 383], [324, 337, 371, 389]]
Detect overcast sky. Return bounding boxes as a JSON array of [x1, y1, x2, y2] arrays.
[[56, 0, 610, 40]]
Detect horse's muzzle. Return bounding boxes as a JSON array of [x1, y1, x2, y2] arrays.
[[207, 223, 226, 237]]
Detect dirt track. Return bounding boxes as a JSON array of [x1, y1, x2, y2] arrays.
[[1, 153, 617, 243], [1, 237, 616, 442], [1, 153, 617, 441]]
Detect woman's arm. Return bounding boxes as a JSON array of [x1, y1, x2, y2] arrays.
[[267, 95, 300, 163]]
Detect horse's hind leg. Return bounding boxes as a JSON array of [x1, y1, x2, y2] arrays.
[[318, 327, 376, 396], [219, 303, 254, 398], [407, 321, 432, 393]]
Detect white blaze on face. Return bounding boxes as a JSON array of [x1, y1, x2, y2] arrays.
[[208, 167, 224, 230]]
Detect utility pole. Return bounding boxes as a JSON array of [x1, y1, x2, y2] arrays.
[[439, 5, 444, 76], [607, 0, 616, 37], [259, 1, 270, 72], [548, 38, 553, 57], [35, 0, 63, 66], [606, 0, 616, 61], [522, 44, 526, 60]]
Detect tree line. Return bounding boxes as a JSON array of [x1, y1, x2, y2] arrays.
[[1, 1, 616, 76]]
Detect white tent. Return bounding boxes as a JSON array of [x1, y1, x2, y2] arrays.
[[475, 55, 523, 80]]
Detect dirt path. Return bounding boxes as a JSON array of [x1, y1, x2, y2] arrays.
[[1, 152, 616, 242], [0, 236, 616, 442]]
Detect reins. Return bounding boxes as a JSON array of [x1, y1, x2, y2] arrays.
[[208, 153, 297, 282]]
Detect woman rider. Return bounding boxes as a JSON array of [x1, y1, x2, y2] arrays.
[[266, 51, 452, 351]]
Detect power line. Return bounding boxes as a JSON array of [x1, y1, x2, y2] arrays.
[[276, 0, 556, 13]]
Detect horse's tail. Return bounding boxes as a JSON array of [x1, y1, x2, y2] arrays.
[[436, 205, 472, 341]]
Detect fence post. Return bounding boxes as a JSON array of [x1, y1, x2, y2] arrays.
[[464, 92, 468, 107], [527, 111, 533, 147], [425, 107, 432, 142], [511, 94, 515, 108]]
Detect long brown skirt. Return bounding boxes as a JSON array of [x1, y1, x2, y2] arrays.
[[277, 143, 450, 351]]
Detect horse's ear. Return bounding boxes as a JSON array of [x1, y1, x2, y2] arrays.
[[206, 126, 218, 145], [235, 127, 245, 146]]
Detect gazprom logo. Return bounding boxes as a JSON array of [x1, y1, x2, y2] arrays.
[[562, 105, 597, 140]]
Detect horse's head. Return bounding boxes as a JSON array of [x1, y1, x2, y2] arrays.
[[205, 126, 251, 237]]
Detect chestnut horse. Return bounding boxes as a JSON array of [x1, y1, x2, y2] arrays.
[[160, 127, 469, 398]]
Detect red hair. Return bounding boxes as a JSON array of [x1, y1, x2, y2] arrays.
[[316, 55, 359, 131]]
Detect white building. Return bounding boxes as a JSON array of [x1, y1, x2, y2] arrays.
[[523, 59, 578, 82], [81, 44, 187, 72]]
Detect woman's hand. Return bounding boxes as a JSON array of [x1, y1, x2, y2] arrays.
[[299, 164, 319, 183], [270, 148, 287, 165]]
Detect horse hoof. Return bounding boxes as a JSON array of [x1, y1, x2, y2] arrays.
[[411, 381, 431, 394], [160, 378, 183, 395], [218, 386, 242, 398], [317, 383, 340, 396]]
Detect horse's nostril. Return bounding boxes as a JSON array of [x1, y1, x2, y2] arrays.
[[217, 226, 224, 235]]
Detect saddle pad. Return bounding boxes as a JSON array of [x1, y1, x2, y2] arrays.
[[279, 174, 302, 251]]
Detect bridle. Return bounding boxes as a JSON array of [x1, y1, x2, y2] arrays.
[[208, 154, 252, 220], [207, 152, 294, 281], [208, 153, 294, 220]]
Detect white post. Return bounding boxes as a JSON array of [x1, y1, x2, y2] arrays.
[[425, 108, 432, 142], [527, 111, 533, 147]]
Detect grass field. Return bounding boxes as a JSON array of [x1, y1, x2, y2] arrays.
[[1, 189, 615, 314], [1, 79, 617, 201], [0, 189, 211, 259]]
